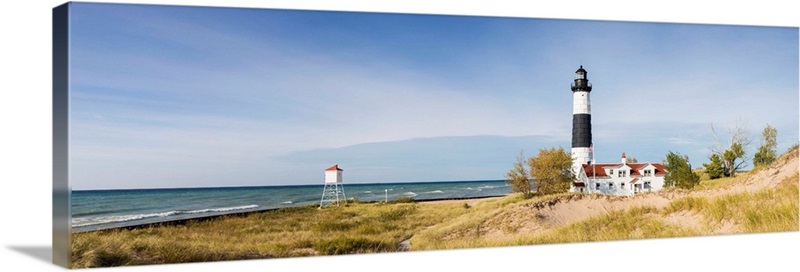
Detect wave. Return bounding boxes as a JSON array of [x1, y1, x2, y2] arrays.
[[72, 208, 138, 217], [183, 204, 259, 214], [424, 190, 445, 194], [72, 204, 259, 228], [402, 192, 417, 197], [281, 201, 293, 204]]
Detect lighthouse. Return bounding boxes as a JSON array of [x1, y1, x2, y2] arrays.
[[568, 66, 670, 196], [571, 65, 593, 171], [320, 164, 346, 208]]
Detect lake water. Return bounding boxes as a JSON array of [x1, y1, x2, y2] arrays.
[[71, 180, 510, 231]]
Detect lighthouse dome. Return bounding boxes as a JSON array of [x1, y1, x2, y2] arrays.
[[575, 65, 587, 80]]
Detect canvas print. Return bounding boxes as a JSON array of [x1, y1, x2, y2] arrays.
[[53, 1, 799, 269]]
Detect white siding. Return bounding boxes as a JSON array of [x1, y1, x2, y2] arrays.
[[573, 164, 666, 196], [324, 170, 342, 184]]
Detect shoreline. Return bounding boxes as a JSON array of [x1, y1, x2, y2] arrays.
[[72, 194, 508, 233]]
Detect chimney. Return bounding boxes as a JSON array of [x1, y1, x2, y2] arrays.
[[621, 152, 627, 164]]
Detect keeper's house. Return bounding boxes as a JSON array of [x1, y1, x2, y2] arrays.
[[571, 153, 667, 196]]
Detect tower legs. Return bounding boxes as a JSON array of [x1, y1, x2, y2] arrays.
[[320, 183, 346, 208]]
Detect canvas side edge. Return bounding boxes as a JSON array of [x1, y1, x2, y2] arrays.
[[53, 2, 71, 268]]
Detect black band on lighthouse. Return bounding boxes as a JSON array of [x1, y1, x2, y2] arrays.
[[572, 114, 592, 148]]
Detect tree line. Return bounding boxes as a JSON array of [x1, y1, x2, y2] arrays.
[[505, 122, 783, 196], [702, 122, 779, 180]]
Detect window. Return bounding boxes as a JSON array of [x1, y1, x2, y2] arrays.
[[608, 183, 613, 188], [596, 183, 600, 190], [620, 183, 625, 189], [618, 170, 626, 177], [644, 169, 652, 176], [609, 169, 614, 175]]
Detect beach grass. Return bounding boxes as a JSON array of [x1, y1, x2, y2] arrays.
[[410, 172, 798, 250], [692, 175, 738, 191], [70, 201, 472, 268], [667, 173, 799, 233]]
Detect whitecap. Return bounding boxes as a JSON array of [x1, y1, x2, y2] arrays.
[[183, 204, 259, 214], [71, 204, 260, 228], [72, 211, 179, 227]]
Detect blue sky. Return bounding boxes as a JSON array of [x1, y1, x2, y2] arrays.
[[68, 2, 798, 189]]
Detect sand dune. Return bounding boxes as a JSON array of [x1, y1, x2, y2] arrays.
[[428, 148, 799, 243]]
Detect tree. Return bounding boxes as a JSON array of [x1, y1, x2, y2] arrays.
[[709, 120, 752, 177], [528, 146, 574, 196], [703, 154, 724, 180], [505, 150, 533, 198], [753, 124, 778, 167], [626, 156, 638, 163], [722, 142, 745, 177], [664, 151, 700, 189]]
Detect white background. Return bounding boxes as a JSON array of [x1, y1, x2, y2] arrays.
[[1, 1, 798, 271]]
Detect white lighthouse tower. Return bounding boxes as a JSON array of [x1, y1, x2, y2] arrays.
[[571, 65, 593, 171], [319, 164, 346, 208]]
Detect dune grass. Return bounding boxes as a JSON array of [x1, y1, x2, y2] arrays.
[[411, 172, 798, 251], [70, 201, 472, 268], [692, 175, 738, 191], [666, 173, 798, 233]]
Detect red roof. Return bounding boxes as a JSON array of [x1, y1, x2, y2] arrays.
[[652, 164, 666, 176], [325, 164, 343, 171], [582, 163, 620, 177], [633, 163, 667, 176], [628, 163, 647, 176], [582, 162, 666, 177], [629, 178, 639, 184]]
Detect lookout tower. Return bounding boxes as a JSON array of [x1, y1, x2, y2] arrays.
[[571, 65, 593, 171], [319, 164, 346, 208]]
